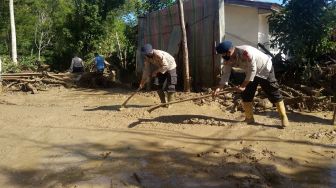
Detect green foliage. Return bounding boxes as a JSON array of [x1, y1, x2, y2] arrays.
[[1, 55, 38, 73], [0, 0, 10, 54], [140, 0, 176, 14], [269, 0, 336, 63], [0, 0, 177, 73]]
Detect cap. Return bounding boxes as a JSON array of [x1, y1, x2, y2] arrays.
[[141, 44, 153, 55], [216, 40, 233, 54]]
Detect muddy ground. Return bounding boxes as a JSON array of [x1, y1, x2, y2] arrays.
[[0, 87, 335, 188]]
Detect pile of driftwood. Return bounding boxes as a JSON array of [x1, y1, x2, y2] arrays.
[[278, 61, 336, 112], [0, 71, 120, 93], [0, 72, 76, 94], [194, 83, 334, 113], [280, 85, 333, 112]]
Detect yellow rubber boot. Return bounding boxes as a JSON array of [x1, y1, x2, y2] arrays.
[[242, 102, 255, 124], [166, 92, 175, 108], [276, 101, 289, 127]]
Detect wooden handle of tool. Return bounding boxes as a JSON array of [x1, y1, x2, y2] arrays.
[[121, 88, 141, 107], [147, 88, 235, 113]]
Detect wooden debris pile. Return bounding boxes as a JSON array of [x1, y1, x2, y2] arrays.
[[192, 82, 334, 113], [280, 85, 333, 112], [0, 72, 77, 94]]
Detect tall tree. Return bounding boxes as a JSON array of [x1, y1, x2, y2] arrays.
[[9, 0, 17, 64], [33, 1, 53, 61], [269, 0, 336, 62]]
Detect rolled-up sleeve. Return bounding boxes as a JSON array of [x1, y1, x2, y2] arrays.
[[245, 59, 257, 82], [142, 60, 151, 82], [219, 64, 232, 86]]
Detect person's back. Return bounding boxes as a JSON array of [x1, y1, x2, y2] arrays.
[[73, 57, 83, 67], [70, 56, 84, 73], [94, 54, 105, 73]]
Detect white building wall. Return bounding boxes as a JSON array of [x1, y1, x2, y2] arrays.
[[258, 14, 270, 47], [224, 4, 259, 47]]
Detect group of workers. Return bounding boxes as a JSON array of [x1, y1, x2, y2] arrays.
[[68, 53, 110, 74], [69, 40, 289, 128], [139, 41, 289, 128]]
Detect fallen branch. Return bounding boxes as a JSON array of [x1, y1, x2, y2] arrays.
[[5, 82, 19, 89], [45, 72, 68, 81], [25, 83, 38, 94], [282, 85, 305, 97], [2, 76, 33, 80], [42, 78, 68, 86], [299, 85, 322, 97], [1, 73, 43, 76], [279, 89, 294, 98]]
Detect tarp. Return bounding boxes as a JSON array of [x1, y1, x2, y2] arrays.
[[137, 0, 225, 89]]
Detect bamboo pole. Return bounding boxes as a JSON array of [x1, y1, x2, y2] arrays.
[[177, 0, 191, 92]]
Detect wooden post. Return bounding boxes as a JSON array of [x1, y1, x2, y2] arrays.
[[333, 104, 336, 126], [177, 0, 191, 92]]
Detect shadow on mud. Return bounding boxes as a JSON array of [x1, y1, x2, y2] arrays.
[[261, 111, 332, 125], [0, 130, 335, 188], [85, 105, 150, 111], [128, 114, 283, 129]]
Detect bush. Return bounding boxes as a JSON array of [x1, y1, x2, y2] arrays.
[[0, 55, 40, 73], [269, 0, 336, 63]]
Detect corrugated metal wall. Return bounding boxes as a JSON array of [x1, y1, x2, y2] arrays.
[[137, 0, 224, 89]]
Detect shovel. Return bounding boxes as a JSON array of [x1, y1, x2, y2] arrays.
[[147, 88, 235, 113], [119, 87, 141, 111]]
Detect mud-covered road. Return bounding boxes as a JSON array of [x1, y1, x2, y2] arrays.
[[0, 88, 335, 188]]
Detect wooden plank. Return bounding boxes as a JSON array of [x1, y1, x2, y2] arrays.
[[2, 76, 32, 80], [1, 73, 42, 76], [1, 72, 68, 77]]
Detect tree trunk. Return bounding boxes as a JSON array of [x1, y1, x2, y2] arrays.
[[9, 0, 18, 65], [0, 57, 2, 93], [115, 32, 124, 68], [177, 0, 191, 92]]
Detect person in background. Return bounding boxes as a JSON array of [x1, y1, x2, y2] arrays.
[[69, 55, 85, 73], [93, 52, 110, 74]]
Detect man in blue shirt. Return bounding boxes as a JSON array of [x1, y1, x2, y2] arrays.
[[93, 53, 110, 74]]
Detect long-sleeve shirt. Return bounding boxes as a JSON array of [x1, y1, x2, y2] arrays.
[[142, 49, 177, 81], [219, 45, 273, 86], [69, 57, 84, 72]]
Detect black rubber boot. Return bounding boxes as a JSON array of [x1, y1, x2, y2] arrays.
[[157, 90, 166, 104]]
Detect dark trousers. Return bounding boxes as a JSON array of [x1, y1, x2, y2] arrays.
[[73, 67, 84, 73], [241, 67, 283, 103], [154, 68, 177, 92]]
